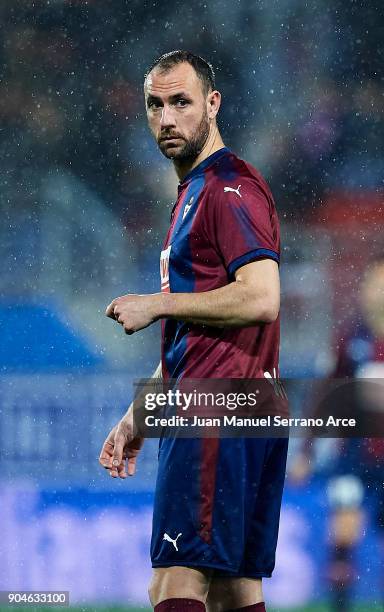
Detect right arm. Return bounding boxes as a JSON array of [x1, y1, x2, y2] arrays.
[[98, 361, 162, 479]]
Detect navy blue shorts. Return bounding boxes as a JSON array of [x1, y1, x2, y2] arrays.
[[151, 436, 288, 578]]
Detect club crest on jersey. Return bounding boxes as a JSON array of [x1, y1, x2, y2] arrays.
[[160, 245, 171, 293], [182, 196, 194, 220]]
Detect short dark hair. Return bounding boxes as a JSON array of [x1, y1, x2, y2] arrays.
[[145, 50, 216, 96]]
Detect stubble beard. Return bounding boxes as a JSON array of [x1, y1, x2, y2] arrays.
[[158, 110, 210, 162]]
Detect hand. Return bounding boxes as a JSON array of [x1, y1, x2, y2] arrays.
[[105, 293, 162, 334], [98, 411, 144, 478]]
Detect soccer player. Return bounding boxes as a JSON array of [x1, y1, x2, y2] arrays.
[[99, 51, 288, 612], [290, 256, 384, 611]]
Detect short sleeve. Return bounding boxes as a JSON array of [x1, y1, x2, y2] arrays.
[[204, 177, 280, 279]]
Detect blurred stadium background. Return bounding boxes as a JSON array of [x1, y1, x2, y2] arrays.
[[0, 1, 383, 610]]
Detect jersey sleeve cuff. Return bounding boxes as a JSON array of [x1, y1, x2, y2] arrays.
[[227, 248, 280, 279]]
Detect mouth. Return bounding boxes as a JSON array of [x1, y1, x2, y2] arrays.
[[160, 136, 183, 143]]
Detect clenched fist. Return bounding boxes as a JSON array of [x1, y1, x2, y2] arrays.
[[106, 293, 163, 334]]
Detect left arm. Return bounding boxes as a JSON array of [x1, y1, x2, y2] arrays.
[[106, 258, 279, 333]]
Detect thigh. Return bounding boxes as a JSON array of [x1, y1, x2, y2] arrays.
[[149, 566, 212, 606], [151, 436, 251, 574], [206, 577, 263, 612], [240, 437, 289, 577], [151, 437, 222, 570], [151, 436, 288, 579]]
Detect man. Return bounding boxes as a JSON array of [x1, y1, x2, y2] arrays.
[[290, 255, 384, 611], [99, 50, 288, 612]]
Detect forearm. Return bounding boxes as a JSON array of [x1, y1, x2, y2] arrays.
[[156, 280, 278, 327], [107, 259, 279, 334]]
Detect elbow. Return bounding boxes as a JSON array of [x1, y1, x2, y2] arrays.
[[250, 295, 280, 324], [262, 305, 280, 323]]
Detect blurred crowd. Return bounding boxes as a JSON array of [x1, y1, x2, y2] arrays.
[[0, 0, 382, 229]]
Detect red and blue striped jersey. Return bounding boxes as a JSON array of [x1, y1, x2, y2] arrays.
[[160, 147, 281, 380]]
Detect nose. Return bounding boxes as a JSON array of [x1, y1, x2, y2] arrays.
[[160, 104, 176, 129]]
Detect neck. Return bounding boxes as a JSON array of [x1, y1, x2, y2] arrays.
[[173, 124, 225, 182]]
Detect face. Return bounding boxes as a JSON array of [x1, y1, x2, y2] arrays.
[[145, 62, 213, 162]]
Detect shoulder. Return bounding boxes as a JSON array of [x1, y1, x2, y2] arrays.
[[205, 151, 274, 205]]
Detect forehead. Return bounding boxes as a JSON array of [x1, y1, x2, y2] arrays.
[[145, 62, 203, 98]]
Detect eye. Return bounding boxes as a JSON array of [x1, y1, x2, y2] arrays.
[[175, 99, 189, 107], [147, 100, 162, 110]]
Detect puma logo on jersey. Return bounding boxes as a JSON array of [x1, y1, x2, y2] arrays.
[[224, 184, 242, 197], [163, 532, 182, 551]]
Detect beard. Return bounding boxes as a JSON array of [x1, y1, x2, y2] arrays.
[[158, 110, 210, 162]]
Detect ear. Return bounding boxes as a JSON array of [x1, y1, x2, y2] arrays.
[[207, 90, 221, 120]]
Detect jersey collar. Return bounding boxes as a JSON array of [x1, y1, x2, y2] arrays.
[[179, 146, 230, 186]]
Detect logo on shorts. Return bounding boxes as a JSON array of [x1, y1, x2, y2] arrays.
[[163, 532, 182, 551]]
